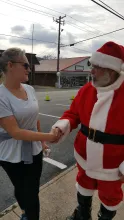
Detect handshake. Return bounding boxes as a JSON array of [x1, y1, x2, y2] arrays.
[[48, 127, 64, 143], [42, 127, 64, 157]]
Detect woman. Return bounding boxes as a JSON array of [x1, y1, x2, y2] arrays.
[[0, 48, 59, 220]]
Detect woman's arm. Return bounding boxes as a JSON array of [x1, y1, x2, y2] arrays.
[[37, 120, 41, 132], [0, 116, 57, 142], [37, 120, 51, 156], [37, 119, 45, 145]]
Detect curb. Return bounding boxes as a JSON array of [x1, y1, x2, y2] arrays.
[[39, 164, 76, 192], [0, 164, 76, 218]]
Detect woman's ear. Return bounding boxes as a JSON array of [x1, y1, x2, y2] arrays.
[[7, 61, 13, 70]]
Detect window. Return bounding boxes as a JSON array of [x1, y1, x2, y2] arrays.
[[75, 65, 84, 70]]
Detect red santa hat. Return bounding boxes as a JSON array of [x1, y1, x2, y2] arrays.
[[89, 41, 124, 73]]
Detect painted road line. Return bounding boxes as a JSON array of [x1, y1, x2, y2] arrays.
[[39, 113, 60, 118], [43, 157, 67, 169], [56, 104, 70, 107]]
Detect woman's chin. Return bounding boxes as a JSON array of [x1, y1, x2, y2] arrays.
[[21, 76, 29, 83]]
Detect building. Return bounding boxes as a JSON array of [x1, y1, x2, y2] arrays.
[[35, 56, 91, 88]]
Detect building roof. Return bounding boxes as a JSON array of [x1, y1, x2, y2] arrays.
[[35, 56, 90, 72], [26, 53, 40, 65]]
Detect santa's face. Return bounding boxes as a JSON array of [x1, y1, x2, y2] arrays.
[[91, 65, 111, 87]]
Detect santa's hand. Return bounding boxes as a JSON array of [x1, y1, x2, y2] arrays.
[[118, 171, 124, 182], [50, 127, 63, 143]]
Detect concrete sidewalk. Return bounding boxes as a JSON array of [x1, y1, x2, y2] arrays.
[[0, 165, 124, 220]]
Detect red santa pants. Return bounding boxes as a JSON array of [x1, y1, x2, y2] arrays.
[[76, 164, 123, 210]]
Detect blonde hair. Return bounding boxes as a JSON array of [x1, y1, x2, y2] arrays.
[[0, 48, 25, 73]]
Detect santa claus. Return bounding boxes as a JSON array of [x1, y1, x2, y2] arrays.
[[52, 41, 124, 220]]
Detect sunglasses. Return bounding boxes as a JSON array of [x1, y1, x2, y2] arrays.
[[12, 62, 31, 70]]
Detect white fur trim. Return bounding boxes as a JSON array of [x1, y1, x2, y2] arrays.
[[86, 170, 119, 181], [101, 201, 123, 211], [76, 182, 95, 196], [86, 90, 114, 170], [121, 63, 124, 71], [74, 149, 87, 170], [52, 119, 70, 143], [74, 149, 120, 181], [89, 52, 123, 73], [119, 161, 124, 175]]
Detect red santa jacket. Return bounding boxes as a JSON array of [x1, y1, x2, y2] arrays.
[[53, 75, 124, 181]]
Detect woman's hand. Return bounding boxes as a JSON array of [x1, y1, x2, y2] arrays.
[[42, 142, 51, 157], [49, 127, 63, 143]]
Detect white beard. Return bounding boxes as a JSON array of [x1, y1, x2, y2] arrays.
[[92, 71, 111, 87]]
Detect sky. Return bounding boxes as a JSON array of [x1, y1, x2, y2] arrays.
[[0, 0, 124, 58]]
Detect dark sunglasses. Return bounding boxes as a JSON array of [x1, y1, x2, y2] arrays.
[[12, 62, 31, 70]]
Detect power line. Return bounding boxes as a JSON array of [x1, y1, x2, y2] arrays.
[[0, 8, 119, 45], [98, 0, 124, 19], [0, 11, 58, 36], [0, 33, 57, 45], [11, 0, 122, 43], [0, 0, 56, 18], [0, 6, 97, 36], [65, 20, 120, 43], [91, 0, 124, 21], [25, 0, 99, 33], [62, 46, 92, 54], [39, 34, 58, 58], [23, 0, 63, 15], [0, 10, 119, 45], [65, 21, 120, 44], [66, 21, 97, 34], [4, 0, 124, 43], [41, 48, 57, 58], [71, 47, 91, 54], [23, 0, 111, 34], [38, 48, 57, 62], [2, 0, 114, 36], [0, 9, 119, 45], [0, 12, 36, 24], [0, 11, 52, 27], [0, 6, 102, 38], [66, 16, 101, 33], [0, 0, 121, 45], [23, 0, 105, 33], [2, 0, 93, 34], [62, 27, 124, 47], [0, 0, 123, 49]]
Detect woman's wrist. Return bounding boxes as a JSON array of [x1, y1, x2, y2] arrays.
[[41, 133, 54, 142]]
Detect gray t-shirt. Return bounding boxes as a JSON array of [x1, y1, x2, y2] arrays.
[[0, 83, 42, 163]]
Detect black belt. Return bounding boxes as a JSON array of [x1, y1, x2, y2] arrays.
[[80, 124, 124, 145]]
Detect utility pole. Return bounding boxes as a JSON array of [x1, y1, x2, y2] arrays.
[[31, 24, 34, 85], [54, 15, 66, 73], [54, 15, 66, 88], [57, 16, 61, 73]]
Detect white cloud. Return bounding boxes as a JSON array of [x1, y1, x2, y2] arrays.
[[11, 25, 26, 34]]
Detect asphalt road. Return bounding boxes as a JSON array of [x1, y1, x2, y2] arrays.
[[0, 89, 79, 212]]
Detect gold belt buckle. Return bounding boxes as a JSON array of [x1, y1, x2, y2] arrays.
[[88, 127, 96, 141]]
